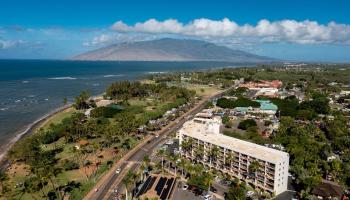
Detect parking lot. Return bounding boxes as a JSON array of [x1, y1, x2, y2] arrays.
[[172, 186, 207, 200]]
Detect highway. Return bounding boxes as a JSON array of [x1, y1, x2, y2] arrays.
[[88, 91, 225, 200]]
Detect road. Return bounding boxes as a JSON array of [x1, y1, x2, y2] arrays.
[[89, 91, 225, 200]]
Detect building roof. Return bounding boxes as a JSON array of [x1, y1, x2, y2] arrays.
[[312, 180, 344, 199], [234, 107, 251, 112], [180, 120, 289, 163], [255, 100, 278, 111]]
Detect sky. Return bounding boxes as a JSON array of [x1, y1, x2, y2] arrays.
[[0, 0, 350, 62]]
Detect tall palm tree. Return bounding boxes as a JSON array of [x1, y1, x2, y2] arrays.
[[178, 158, 186, 177], [194, 145, 204, 162], [209, 146, 220, 168], [170, 154, 180, 176], [156, 149, 167, 172], [248, 160, 261, 176], [123, 171, 135, 200], [180, 138, 193, 156], [225, 151, 234, 171], [248, 160, 262, 186], [204, 172, 215, 192]]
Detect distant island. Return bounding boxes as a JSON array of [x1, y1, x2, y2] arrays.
[[72, 38, 274, 63]]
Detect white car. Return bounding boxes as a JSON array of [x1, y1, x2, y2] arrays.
[[203, 194, 213, 200], [166, 140, 174, 145], [182, 184, 189, 190], [246, 191, 255, 197], [155, 134, 159, 138], [115, 168, 121, 174]]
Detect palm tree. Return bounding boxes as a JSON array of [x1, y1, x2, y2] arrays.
[[170, 154, 180, 176], [178, 158, 187, 177], [204, 172, 215, 192], [157, 149, 167, 172], [181, 138, 194, 156], [123, 171, 135, 200], [248, 160, 262, 186], [209, 146, 220, 168], [143, 155, 151, 167], [225, 151, 234, 171], [194, 145, 204, 162]]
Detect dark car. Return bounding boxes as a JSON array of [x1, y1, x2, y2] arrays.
[[188, 185, 197, 191], [193, 188, 203, 196], [209, 186, 217, 193]]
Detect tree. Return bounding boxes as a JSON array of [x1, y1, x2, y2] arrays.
[[205, 101, 214, 109], [225, 151, 235, 170], [169, 154, 180, 176], [0, 171, 8, 195], [222, 114, 230, 124], [248, 160, 262, 186], [181, 138, 194, 156], [209, 146, 220, 168], [194, 145, 204, 161], [73, 90, 90, 110], [238, 119, 257, 130], [226, 185, 246, 200], [157, 149, 167, 172], [122, 171, 136, 200], [216, 97, 260, 109]]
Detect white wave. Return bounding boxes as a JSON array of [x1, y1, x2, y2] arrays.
[[147, 71, 166, 74], [28, 95, 36, 98], [48, 76, 77, 80], [0, 107, 8, 111], [14, 100, 21, 103], [103, 74, 124, 78], [22, 80, 30, 83], [44, 98, 49, 101]]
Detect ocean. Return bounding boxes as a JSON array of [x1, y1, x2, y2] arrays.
[[0, 60, 246, 153]]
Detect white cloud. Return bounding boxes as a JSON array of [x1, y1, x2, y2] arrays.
[[110, 18, 350, 45], [0, 39, 25, 49], [83, 34, 112, 46], [83, 33, 160, 47]]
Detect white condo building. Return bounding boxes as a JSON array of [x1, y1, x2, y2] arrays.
[[178, 114, 289, 195]]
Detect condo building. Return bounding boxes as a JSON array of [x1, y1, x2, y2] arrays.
[[178, 114, 289, 195]]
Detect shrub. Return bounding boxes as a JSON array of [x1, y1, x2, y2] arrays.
[[216, 97, 260, 109], [62, 160, 80, 171], [41, 130, 61, 144], [90, 106, 120, 118], [238, 119, 257, 130]]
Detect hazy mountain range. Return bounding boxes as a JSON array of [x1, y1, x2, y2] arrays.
[[73, 38, 274, 62]]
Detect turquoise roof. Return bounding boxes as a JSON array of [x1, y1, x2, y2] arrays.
[[255, 100, 278, 111]]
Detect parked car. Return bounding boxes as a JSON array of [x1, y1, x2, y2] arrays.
[[209, 186, 217, 193], [115, 168, 121, 174], [203, 194, 213, 200], [182, 184, 189, 190], [193, 188, 203, 196]]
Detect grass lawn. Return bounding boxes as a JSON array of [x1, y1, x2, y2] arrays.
[[185, 84, 222, 97], [140, 79, 156, 84], [41, 107, 76, 130]]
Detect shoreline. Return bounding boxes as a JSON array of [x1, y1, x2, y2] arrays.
[[0, 104, 72, 169]]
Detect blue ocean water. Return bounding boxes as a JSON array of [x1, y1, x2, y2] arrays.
[[0, 60, 245, 151]]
